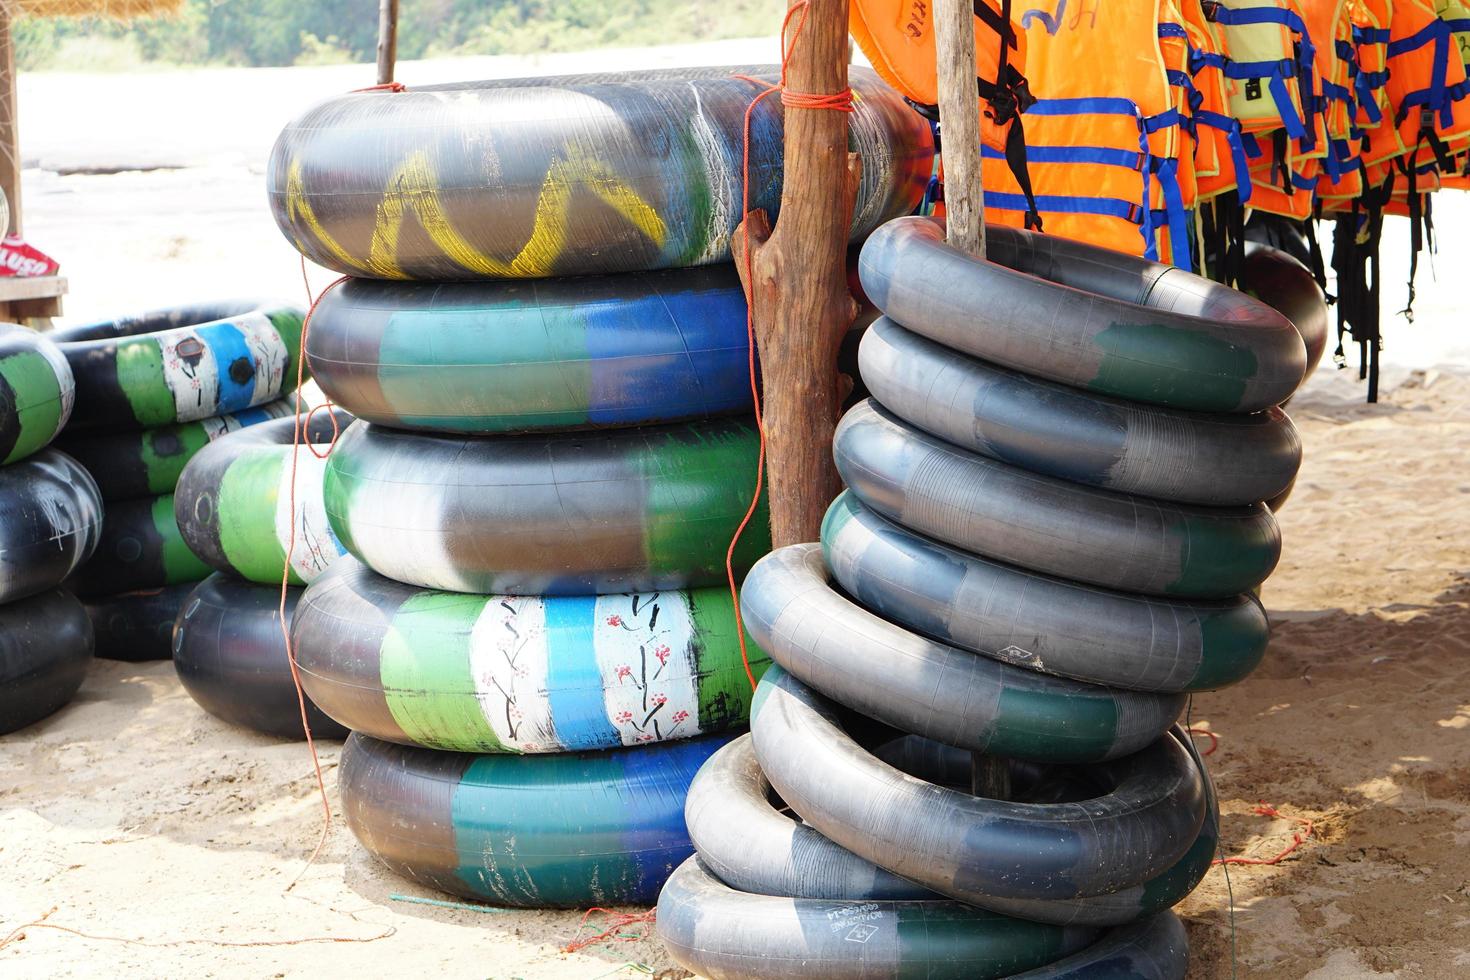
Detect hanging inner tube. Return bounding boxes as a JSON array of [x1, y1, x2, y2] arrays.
[[0, 588, 93, 735], [268, 67, 933, 281], [835, 398, 1282, 598], [860, 317, 1302, 506], [324, 416, 768, 595], [656, 857, 1101, 980], [51, 300, 304, 432], [84, 583, 195, 662], [1240, 241, 1330, 380], [175, 409, 352, 586], [292, 556, 768, 754], [738, 545, 1184, 763], [751, 666, 1207, 905], [858, 216, 1307, 413], [339, 731, 731, 907], [172, 574, 347, 740], [307, 270, 752, 433], [65, 493, 211, 598], [59, 399, 293, 501], [0, 450, 103, 604], [0, 324, 73, 465], [824, 493, 1270, 693]]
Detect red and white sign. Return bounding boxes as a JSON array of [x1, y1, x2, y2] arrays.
[[0, 236, 59, 278]]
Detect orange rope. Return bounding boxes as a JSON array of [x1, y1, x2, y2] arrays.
[[561, 908, 657, 953], [1213, 803, 1315, 867], [1187, 726, 1220, 756], [726, 1, 855, 692], [0, 907, 394, 951]]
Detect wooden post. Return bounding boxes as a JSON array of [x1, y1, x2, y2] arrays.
[[733, 0, 861, 548], [376, 0, 400, 86], [0, 3, 21, 235]]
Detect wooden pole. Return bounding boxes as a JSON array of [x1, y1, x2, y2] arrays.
[[0, 3, 21, 235], [376, 0, 400, 86], [935, 0, 1008, 801], [732, 0, 860, 548]]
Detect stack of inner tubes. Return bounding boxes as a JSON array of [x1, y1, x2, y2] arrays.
[[49, 301, 307, 661], [273, 65, 935, 907], [0, 325, 99, 734], [171, 409, 352, 739], [657, 216, 1309, 979]]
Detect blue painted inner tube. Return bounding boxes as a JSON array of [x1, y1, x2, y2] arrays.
[[338, 731, 733, 907], [0, 449, 103, 604], [859, 216, 1307, 413], [306, 269, 752, 433], [0, 588, 93, 735]]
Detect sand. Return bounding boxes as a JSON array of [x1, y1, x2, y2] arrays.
[[5, 46, 1470, 980]]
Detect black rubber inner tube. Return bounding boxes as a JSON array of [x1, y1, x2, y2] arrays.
[[66, 492, 211, 598], [739, 544, 1184, 763], [1009, 912, 1188, 979], [858, 216, 1307, 413], [323, 416, 768, 595], [860, 317, 1302, 506], [84, 583, 196, 662], [172, 573, 347, 740], [824, 493, 1269, 693], [656, 856, 1101, 980], [1240, 241, 1330, 380], [0, 449, 103, 604], [835, 398, 1282, 598], [750, 666, 1207, 904], [0, 588, 93, 735]]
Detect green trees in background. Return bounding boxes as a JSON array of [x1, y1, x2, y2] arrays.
[[16, 0, 787, 70]]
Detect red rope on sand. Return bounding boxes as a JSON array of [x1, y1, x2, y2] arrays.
[[1214, 803, 1315, 867], [1187, 726, 1220, 756], [562, 907, 657, 953], [726, 1, 855, 692]]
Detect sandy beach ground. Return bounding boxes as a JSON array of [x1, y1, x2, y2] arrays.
[[4, 42, 1470, 979]]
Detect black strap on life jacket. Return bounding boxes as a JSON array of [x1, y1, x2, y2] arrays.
[[1331, 171, 1393, 403]]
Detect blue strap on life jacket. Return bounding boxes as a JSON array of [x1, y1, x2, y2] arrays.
[[1196, 109, 1255, 202]]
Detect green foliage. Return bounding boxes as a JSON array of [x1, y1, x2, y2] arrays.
[[17, 0, 788, 70]]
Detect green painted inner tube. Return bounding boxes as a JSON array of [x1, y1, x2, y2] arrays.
[[51, 300, 305, 433], [65, 492, 211, 598], [324, 416, 768, 595], [339, 730, 733, 908], [0, 324, 73, 465], [293, 556, 769, 753]]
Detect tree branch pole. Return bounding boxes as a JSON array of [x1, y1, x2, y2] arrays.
[[733, 0, 861, 548], [376, 0, 400, 86], [935, 0, 1009, 801]]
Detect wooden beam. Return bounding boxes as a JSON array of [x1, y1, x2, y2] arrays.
[[376, 0, 400, 86], [0, 3, 21, 236], [733, 0, 860, 548], [934, 0, 984, 256]]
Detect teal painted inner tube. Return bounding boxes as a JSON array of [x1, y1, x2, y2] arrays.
[[339, 730, 732, 907], [823, 493, 1269, 694], [738, 545, 1183, 764], [51, 300, 305, 433], [293, 556, 769, 754], [59, 399, 293, 501], [0, 588, 93, 735], [325, 416, 768, 595], [0, 449, 103, 604], [307, 269, 752, 433], [175, 410, 352, 586], [1010, 913, 1188, 979], [84, 583, 196, 662], [656, 856, 1101, 980], [835, 399, 1282, 598], [858, 216, 1307, 413], [65, 492, 212, 598], [0, 324, 73, 465], [269, 66, 933, 281]]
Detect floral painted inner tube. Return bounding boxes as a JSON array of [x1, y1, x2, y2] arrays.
[[738, 545, 1183, 763], [750, 666, 1207, 905], [173, 574, 347, 740], [859, 216, 1307, 413], [307, 269, 752, 433], [51, 300, 304, 432], [0, 588, 93, 735], [268, 66, 933, 281], [824, 493, 1269, 694], [0, 449, 103, 604], [0, 324, 73, 465], [656, 857, 1101, 980], [835, 399, 1282, 598], [65, 492, 212, 598], [293, 556, 767, 753], [339, 730, 732, 907], [84, 583, 196, 662], [325, 416, 768, 595], [860, 318, 1302, 507], [58, 399, 293, 501], [175, 409, 352, 586]]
